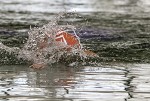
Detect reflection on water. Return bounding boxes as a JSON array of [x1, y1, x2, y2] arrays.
[[1, 0, 150, 14], [0, 64, 150, 101], [1, 0, 150, 13], [1, 0, 150, 27]]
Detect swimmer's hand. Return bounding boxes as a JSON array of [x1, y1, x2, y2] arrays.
[[29, 63, 46, 69], [83, 50, 99, 58]]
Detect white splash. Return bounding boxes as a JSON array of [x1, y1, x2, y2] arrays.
[[17, 16, 86, 65]]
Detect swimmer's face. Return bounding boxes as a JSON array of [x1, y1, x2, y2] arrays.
[[43, 37, 48, 41]]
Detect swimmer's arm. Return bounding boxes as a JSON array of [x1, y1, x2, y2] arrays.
[[44, 32, 51, 37]]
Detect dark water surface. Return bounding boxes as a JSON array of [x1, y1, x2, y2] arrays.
[[1, 0, 150, 101]]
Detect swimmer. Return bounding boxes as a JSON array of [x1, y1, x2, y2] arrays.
[[30, 29, 98, 69]]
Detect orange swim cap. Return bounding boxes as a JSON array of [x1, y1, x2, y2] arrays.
[[55, 31, 81, 49]]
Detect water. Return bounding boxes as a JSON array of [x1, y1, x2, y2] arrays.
[[0, 64, 150, 101], [1, 0, 150, 100]]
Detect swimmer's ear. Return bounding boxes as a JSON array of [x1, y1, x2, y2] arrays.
[[83, 49, 99, 58]]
